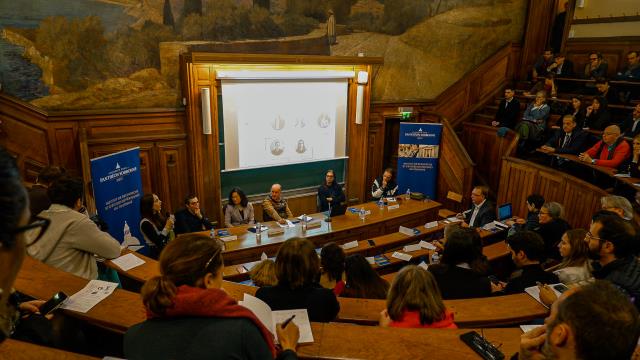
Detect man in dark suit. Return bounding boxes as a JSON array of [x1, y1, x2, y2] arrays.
[[547, 53, 573, 78], [491, 88, 520, 129], [540, 115, 590, 162], [621, 103, 640, 138], [457, 185, 496, 228]]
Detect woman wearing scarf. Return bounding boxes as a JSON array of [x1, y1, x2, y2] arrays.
[[124, 234, 299, 360]]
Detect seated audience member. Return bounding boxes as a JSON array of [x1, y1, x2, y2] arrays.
[[319, 242, 346, 296], [458, 185, 496, 228], [507, 194, 545, 232], [428, 228, 497, 299], [620, 103, 640, 138], [595, 77, 622, 105], [501, 231, 559, 294], [527, 74, 557, 98], [124, 234, 299, 360], [263, 184, 293, 224], [546, 229, 592, 285], [256, 238, 339, 322], [224, 187, 255, 228], [139, 193, 174, 259], [532, 49, 554, 80], [342, 254, 389, 299], [371, 168, 398, 201], [600, 196, 640, 254], [619, 134, 640, 177], [584, 51, 608, 80], [540, 115, 589, 156], [535, 202, 571, 261], [27, 176, 121, 280], [515, 91, 550, 143], [517, 281, 640, 360], [562, 96, 586, 128], [379, 265, 457, 329], [250, 259, 278, 288], [491, 88, 520, 129], [317, 169, 345, 216], [174, 194, 213, 234], [28, 165, 65, 220], [583, 96, 611, 130], [0, 148, 53, 345], [547, 53, 573, 77], [578, 125, 630, 169], [587, 212, 640, 308], [615, 50, 640, 81]]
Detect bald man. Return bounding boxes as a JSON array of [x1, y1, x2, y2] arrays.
[[262, 183, 293, 224], [578, 125, 630, 168]]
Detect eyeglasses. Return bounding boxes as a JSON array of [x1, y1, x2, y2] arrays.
[[8, 216, 51, 248]]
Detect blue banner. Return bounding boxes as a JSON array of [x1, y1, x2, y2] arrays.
[[396, 123, 443, 199], [90, 148, 144, 251]]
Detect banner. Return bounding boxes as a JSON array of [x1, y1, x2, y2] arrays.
[[396, 123, 443, 199], [90, 147, 144, 251]]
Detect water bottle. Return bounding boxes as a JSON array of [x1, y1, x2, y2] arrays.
[[431, 252, 440, 265], [359, 207, 366, 221], [255, 222, 262, 241], [210, 228, 215, 239], [406, 188, 411, 200], [377, 198, 384, 210], [301, 214, 307, 231]]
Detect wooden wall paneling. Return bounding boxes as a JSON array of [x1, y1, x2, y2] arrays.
[[519, 0, 557, 80], [480, 56, 509, 95], [156, 140, 189, 214], [561, 179, 605, 229], [438, 120, 474, 212], [0, 114, 50, 183], [346, 74, 371, 204], [366, 113, 385, 201], [50, 124, 79, 172], [532, 170, 565, 204], [497, 160, 537, 218], [434, 88, 468, 122]]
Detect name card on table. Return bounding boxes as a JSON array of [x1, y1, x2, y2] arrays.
[[403, 244, 422, 252], [268, 228, 284, 236], [366, 256, 375, 265], [220, 235, 238, 242], [342, 240, 359, 250], [419, 240, 437, 250], [387, 204, 400, 210], [306, 221, 321, 230], [261, 252, 268, 261], [111, 253, 145, 271], [399, 226, 415, 236], [425, 221, 439, 229], [418, 261, 429, 271], [391, 252, 412, 262]]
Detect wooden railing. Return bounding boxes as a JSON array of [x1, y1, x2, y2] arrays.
[[439, 119, 474, 212]]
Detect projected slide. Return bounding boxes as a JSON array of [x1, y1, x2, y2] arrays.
[[222, 79, 348, 170]]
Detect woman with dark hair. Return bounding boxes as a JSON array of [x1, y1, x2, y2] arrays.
[[547, 229, 592, 285], [429, 228, 496, 299], [224, 187, 254, 228], [584, 96, 611, 130], [379, 265, 456, 329], [342, 254, 389, 299], [256, 238, 340, 322], [124, 234, 299, 359], [139, 193, 174, 259], [564, 96, 586, 128], [0, 147, 53, 345], [317, 169, 345, 216], [319, 242, 345, 296]]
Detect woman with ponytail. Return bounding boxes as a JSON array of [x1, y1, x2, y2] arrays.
[[124, 233, 300, 360]]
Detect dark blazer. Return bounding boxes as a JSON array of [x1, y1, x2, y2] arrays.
[[174, 208, 213, 235], [495, 98, 521, 129], [504, 264, 559, 295], [621, 114, 640, 138], [464, 201, 496, 228], [317, 183, 346, 216], [584, 109, 611, 131], [428, 264, 492, 299], [255, 284, 340, 323], [544, 128, 590, 155], [550, 59, 574, 77]]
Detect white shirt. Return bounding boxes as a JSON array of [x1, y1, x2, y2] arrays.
[[469, 199, 486, 227]]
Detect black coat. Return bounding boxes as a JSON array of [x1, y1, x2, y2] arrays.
[[621, 114, 640, 138], [535, 218, 571, 261], [504, 264, 559, 295], [317, 183, 346, 215], [544, 128, 590, 155], [495, 98, 521, 129], [256, 284, 339, 323], [464, 201, 496, 228]]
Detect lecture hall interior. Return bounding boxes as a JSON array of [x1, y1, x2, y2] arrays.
[[1, 0, 640, 359]]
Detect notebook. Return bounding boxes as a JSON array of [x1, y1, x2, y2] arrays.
[[239, 294, 314, 343]]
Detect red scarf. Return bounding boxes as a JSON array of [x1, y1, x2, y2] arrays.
[[147, 285, 277, 358]]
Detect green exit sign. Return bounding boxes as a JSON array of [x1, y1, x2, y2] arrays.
[[401, 112, 412, 119]]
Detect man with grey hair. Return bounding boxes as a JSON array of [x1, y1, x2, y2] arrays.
[[578, 125, 630, 169], [601, 195, 633, 220], [262, 183, 293, 224]]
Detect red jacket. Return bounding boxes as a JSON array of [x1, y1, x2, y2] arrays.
[[585, 139, 631, 168], [389, 309, 457, 329]]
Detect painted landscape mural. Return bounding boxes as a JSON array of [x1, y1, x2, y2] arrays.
[[0, 0, 526, 110]]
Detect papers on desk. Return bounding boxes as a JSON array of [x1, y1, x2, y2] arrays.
[[126, 245, 144, 252], [520, 324, 543, 333], [342, 240, 359, 250], [391, 251, 412, 262], [402, 244, 422, 253], [425, 221, 439, 229], [111, 253, 145, 271], [297, 215, 313, 222], [419, 240, 437, 250], [277, 220, 296, 228], [386, 197, 397, 202], [61, 280, 118, 313], [261, 252, 268, 261], [240, 294, 314, 343], [482, 221, 509, 232], [219, 235, 238, 242], [614, 173, 631, 178], [524, 283, 564, 308], [398, 226, 417, 236], [444, 217, 462, 224], [366, 256, 375, 265]]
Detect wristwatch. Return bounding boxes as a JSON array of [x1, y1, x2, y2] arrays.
[[591, 159, 596, 165]]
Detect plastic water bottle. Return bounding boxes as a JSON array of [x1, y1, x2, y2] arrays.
[[431, 252, 440, 265], [377, 198, 384, 210], [301, 214, 307, 231], [210, 228, 215, 238], [359, 207, 366, 221], [255, 222, 262, 241], [406, 188, 411, 200]]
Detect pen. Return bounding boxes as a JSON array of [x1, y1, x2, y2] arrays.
[[281, 314, 296, 328]]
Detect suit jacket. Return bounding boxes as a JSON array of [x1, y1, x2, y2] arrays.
[[621, 114, 640, 138], [495, 98, 521, 129], [464, 201, 496, 228], [544, 128, 590, 155], [549, 59, 574, 77]]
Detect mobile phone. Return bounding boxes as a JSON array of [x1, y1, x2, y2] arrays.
[[367, 239, 376, 246], [39, 291, 68, 315], [553, 284, 569, 293]]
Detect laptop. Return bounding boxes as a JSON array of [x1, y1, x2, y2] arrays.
[[497, 203, 513, 221]]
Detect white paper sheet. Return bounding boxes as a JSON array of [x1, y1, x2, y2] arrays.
[[398, 226, 415, 236], [419, 240, 437, 250], [240, 294, 314, 343], [403, 244, 422, 252], [111, 253, 145, 271], [366, 256, 375, 265], [342, 240, 359, 250], [418, 261, 429, 271], [277, 220, 296, 228], [520, 324, 543, 333], [524, 283, 564, 308], [61, 280, 118, 313], [425, 221, 439, 228], [391, 252, 412, 261]]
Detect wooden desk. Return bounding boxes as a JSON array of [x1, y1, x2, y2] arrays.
[[200, 199, 441, 265], [298, 323, 521, 359], [0, 339, 98, 359]]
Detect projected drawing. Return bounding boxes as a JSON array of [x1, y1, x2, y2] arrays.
[[296, 140, 307, 154], [294, 118, 306, 128], [318, 113, 331, 128], [272, 115, 285, 130], [270, 139, 284, 156]]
